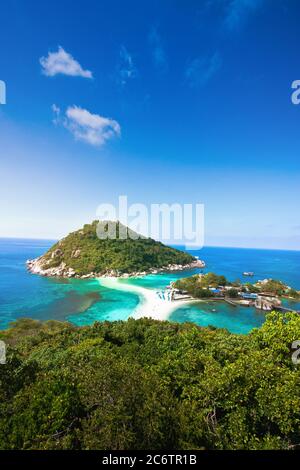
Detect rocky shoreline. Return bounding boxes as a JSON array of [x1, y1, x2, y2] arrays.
[[26, 258, 206, 279]]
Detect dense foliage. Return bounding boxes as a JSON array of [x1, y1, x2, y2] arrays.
[[259, 279, 299, 298], [174, 273, 300, 300], [1, 312, 300, 450], [40, 221, 194, 275], [174, 272, 228, 298]]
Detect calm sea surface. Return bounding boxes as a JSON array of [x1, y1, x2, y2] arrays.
[[0, 238, 299, 334]]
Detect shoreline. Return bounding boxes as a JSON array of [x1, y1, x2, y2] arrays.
[[98, 277, 196, 321], [26, 258, 205, 279]]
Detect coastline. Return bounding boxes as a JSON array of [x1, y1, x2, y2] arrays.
[[1, 238, 299, 333], [98, 277, 197, 321], [26, 258, 205, 279]]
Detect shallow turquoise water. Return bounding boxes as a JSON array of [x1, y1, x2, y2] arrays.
[[0, 238, 299, 333], [169, 302, 265, 335]]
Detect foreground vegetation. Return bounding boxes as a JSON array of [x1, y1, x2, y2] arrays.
[[1, 313, 300, 450], [37, 221, 195, 275]]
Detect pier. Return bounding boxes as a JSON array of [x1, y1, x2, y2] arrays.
[[224, 299, 238, 307], [156, 287, 300, 316], [274, 306, 300, 315]]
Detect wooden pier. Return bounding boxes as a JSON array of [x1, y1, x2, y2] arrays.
[[274, 306, 300, 315]]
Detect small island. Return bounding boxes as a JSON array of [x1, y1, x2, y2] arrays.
[[172, 272, 300, 312], [26, 220, 205, 278]]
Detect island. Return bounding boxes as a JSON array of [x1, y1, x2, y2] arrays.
[[172, 272, 300, 312], [26, 220, 205, 278]]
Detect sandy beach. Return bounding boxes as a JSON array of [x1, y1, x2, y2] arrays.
[[98, 277, 191, 321]]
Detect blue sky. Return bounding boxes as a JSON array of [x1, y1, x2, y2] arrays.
[[0, 0, 300, 249]]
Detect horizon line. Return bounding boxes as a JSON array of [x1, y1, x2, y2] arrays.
[[0, 236, 299, 253]]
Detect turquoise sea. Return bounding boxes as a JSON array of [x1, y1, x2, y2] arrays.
[[0, 238, 299, 334]]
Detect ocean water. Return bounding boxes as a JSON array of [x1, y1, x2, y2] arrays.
[[0, 238, 299, 334]]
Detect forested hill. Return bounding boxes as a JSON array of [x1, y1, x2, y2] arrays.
[[1, 312, 300, 450], [27, 220, 196, 276]]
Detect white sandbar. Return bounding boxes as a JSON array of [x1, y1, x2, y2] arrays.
[[98, 277, 191, 321]]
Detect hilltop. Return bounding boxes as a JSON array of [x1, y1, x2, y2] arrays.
[[26, 220, 204, 278]]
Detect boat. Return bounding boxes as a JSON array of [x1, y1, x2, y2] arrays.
[[243, 272, 254, 277]]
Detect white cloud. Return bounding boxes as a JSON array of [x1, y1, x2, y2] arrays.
[[51, 104, 61, 124], [185, 52, 222, 87], [117, 46, 137, 86], [224, 0, 265, 30], [148, 25, 168, 73], [51, 103, 60, 114], [52, 105, 121, 147], [40, 46, 93, 78]]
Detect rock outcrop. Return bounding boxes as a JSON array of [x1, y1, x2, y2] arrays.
[[26, 257, 205, 279]]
